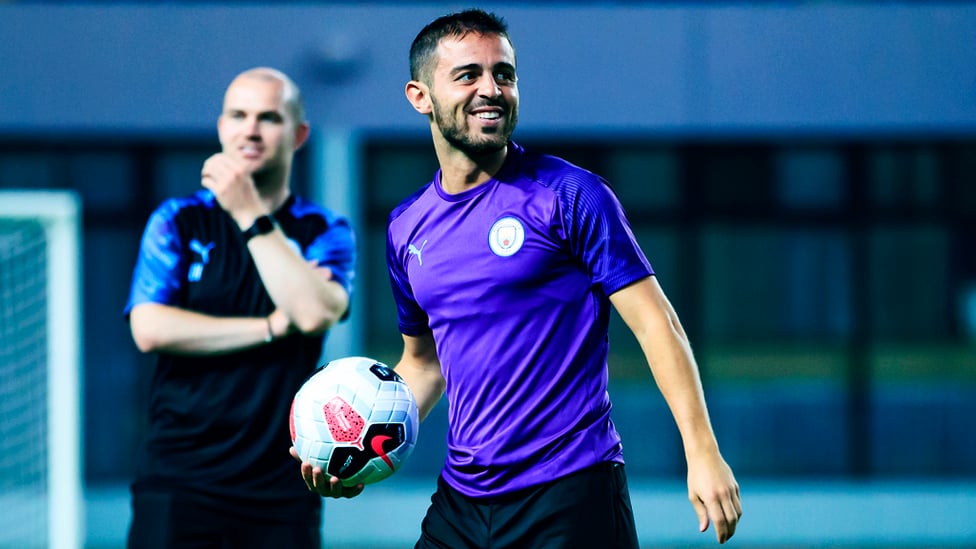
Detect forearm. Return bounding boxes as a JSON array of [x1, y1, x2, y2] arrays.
[[129, 302, 273, 356], [642, 322, 720, 459], [393, 333, 445, 421], [395, 361, 445, 421], [247, 228, 349, 334], [611, 277, 721, 458]]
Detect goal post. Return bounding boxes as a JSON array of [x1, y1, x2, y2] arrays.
[[0, 190, 84, 549]]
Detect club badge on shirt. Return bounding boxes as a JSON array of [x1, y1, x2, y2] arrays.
[[488, 216, 525, 257]]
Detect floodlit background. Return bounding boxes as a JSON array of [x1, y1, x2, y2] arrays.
[[1, 2, 975, 548]]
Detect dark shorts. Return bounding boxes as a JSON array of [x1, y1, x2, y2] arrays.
[[416, 462, 639, 549], [126, 487, 321, 549]]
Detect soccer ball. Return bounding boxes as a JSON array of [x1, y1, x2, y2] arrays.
[[290, 356, 419, 487]]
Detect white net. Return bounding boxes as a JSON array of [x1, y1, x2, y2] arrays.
[[0, 218, 49, 547], [0, 192, 82, 549]]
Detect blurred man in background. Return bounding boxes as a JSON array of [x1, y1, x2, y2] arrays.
[[125, 67, 355, 548]]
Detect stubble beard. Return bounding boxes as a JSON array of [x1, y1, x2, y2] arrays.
[[432, 97, 518, 157], [246, 157, 288, 191], [234, 143, 290, 189]]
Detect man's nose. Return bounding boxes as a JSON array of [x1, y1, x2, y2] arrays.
[[477, 74, 501, 97], [244, 117, 261, 137]]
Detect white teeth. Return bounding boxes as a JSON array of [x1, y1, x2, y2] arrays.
[[476, 112, 500, 120]]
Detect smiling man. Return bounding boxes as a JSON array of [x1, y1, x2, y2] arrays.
[[295, 9, 742, 549]]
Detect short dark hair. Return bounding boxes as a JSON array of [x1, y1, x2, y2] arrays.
[[409, 9, 512, 85]]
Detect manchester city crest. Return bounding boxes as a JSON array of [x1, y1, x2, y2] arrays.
[[488, 216, 525, 257]]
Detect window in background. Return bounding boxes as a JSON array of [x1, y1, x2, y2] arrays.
[[868, 144, 941, 211], [364, 142, 440, 221], [686, 144, 775, 214], [154, 148, 213, 205], [85, 227, 149, 482], [0, 150, 63, 190], [68, 151, 137, 213], [867, 224, 951, 341], [604, 145, 680, 213], [945, 142, 976, 219], [775, 146, 846, 210]]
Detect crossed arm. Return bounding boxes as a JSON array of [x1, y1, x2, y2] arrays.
[[130, 152, 349, 356], [128, 238, 347, 356]]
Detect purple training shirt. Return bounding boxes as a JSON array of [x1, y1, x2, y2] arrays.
[[387, 142, 654, 498]]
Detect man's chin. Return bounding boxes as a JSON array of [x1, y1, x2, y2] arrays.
[[249, 159, 282, 179], [447, 135, 509, 157], [241, 157, 267, 169], [473, 143, 507, 156]]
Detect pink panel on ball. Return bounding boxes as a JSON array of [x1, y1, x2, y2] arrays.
[[323, 396, 365, 446]]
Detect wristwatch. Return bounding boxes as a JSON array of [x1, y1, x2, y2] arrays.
[[242, 215, 276, 243]]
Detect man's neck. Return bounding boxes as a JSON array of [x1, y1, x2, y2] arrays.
[[434, 141, 508, 195], [254, 170, 292, 213]]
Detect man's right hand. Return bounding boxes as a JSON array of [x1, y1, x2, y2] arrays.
[[201, 153, 265, 228], [289, 447, 365, 499]]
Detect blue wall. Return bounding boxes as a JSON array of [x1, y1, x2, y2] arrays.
[[1, 3, 974, 136]]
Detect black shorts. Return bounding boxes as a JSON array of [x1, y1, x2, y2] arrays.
[[126, 487, 321, 549], [416, 462, 639, 549]]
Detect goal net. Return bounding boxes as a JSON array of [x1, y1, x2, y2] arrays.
[[0, 191, 83, 549]]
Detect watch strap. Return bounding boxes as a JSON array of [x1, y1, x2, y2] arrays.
[[242, 215, 276, 243]]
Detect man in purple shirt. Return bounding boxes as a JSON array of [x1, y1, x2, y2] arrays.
[[299, 9, 742, 548]]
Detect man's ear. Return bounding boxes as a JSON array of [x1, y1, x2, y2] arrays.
[[405, 80, 433, 115], [293, 121, 311, 151]]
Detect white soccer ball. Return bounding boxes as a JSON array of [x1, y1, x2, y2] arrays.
[[290, 356, 419, 486]]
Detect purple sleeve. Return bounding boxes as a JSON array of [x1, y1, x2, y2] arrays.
[[386, 224, 430, 336], [558, 174, 654, 295]]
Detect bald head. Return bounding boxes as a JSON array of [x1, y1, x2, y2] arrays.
[[226, 67, 306, 124]]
